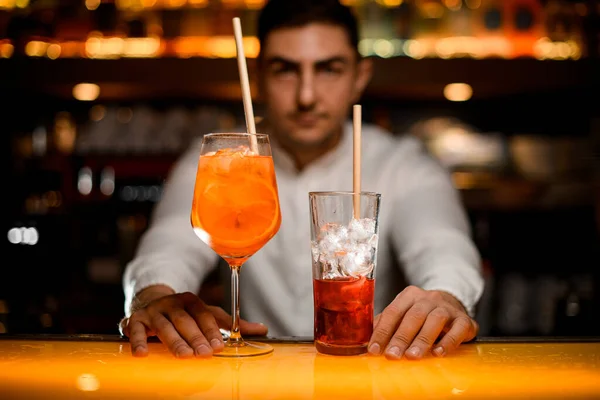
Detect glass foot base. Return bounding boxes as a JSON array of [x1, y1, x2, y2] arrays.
[[213, 340, 274, 357]]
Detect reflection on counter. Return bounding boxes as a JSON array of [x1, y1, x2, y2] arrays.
[[0, 339, 599, 399]]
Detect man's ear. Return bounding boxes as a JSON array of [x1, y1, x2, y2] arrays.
[[352, 57, 373, 103]]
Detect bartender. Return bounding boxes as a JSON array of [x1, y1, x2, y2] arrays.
[[120, 0, 483, 361]]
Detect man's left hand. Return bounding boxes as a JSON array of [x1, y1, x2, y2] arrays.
[[368, 286, 478, 360]]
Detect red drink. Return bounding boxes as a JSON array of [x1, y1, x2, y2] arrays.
[[313, 276, 375, 355]]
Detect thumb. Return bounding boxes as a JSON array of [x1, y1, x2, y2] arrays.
[[208, 305, 269, 336], [240, 320, 268, 336]]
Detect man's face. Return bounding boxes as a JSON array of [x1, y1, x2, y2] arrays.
[[258, 23, 372, 149]]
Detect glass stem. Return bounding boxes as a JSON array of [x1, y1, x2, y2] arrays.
[[229, 265, 243, 345]]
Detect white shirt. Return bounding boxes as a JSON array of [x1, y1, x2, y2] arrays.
[[123, 122, 484, 337]]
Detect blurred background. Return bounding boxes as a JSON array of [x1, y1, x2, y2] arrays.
[[1, 0, 599, 338]]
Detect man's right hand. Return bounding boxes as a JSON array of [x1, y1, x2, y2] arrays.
[[120, 285, 268, 358]]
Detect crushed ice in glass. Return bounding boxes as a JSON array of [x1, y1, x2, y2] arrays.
[[312, 218, 378, 278], [205, 145, 257, 157]]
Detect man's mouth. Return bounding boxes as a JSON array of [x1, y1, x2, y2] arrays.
[[292, 113, 321, 127]]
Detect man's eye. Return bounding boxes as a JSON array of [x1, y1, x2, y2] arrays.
[[272, 65, 295, 75], [320, 65, 343, 75]]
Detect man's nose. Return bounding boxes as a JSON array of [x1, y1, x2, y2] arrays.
[[297, 70, 316, 110]]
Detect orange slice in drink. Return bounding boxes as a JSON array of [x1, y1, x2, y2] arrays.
[[196, 174, 281, 256]]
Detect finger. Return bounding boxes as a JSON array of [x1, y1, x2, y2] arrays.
[[129, 320, 150, 357], [209, 305, 234, 328], [209, 306, 268, 336], [187, 303, 224, 353], [119, 317, 129, 337], [240, 320, 269, 336], [404, 307, 451, 360], [150, 312, 194, 358], [373, 313, 382, 328], [432, 316, 474, 357], [384, 302, 436, 360], [470, 319, 480, 339], [167, 309, 213, 358], [367, 296, 414, 356]]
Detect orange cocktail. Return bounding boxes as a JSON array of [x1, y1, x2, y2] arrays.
[[190, 133, 280, 357], [191, 146, 281, 266]]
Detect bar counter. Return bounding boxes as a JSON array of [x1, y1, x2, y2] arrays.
[[0, 335, 599, 399]]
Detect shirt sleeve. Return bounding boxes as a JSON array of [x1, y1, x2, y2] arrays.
[[389, 139, 484, 317], [122, 139, 219, 317]]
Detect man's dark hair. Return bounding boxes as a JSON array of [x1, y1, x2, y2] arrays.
[[257, 0, 360, 57]]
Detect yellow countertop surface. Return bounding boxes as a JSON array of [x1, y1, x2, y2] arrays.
[[0, 336, 599, 399]]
